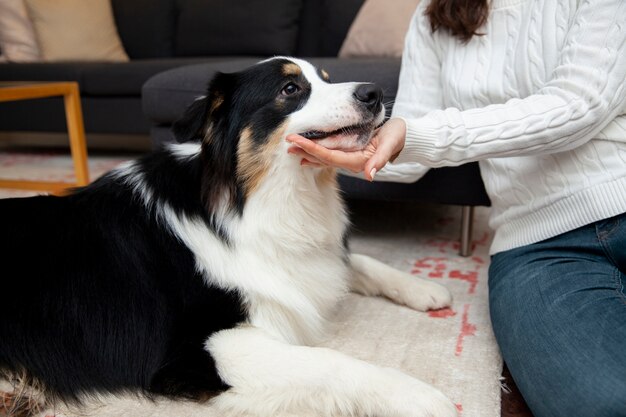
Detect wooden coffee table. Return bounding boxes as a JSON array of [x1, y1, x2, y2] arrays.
[[0, 81, 89, 193]]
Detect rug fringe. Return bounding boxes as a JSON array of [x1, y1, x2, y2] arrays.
[[499, 375, 512, 394]]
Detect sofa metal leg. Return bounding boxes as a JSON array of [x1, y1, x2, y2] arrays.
[[459, 206, 474, 257]]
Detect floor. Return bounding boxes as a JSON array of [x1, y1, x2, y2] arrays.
[[501, 365, 535, 417]]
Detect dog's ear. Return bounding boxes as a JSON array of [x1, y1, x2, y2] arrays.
[[172, 96, 209, 143], [205, 72, 235, 120], [172, 72, 236, 143], [196, 71, 243, 217]]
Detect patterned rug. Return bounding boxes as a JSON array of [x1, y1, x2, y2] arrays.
[[0, 148, 134, 199], [0, 148, 502, 417]]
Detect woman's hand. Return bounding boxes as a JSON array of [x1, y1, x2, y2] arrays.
[[286, 118, 407, 181]]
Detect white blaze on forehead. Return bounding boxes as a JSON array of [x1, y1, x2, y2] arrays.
[[261, 56, 321, 82], [283, 58, 324, 85]]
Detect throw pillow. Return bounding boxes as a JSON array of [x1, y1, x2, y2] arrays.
[[0, 0, 41, 62], [24, 0, 129, 62], [339, 0, 421, 58]]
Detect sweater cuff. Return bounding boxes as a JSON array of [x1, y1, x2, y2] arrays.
[[394, 117, 440, 165]]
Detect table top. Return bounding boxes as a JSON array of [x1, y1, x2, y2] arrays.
[[0, 81, 79, 102], [0, 80, 77, 88]]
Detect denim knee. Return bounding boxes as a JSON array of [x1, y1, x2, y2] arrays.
[[490, 272, 626, 416], [488, 230, 626, 417], [579, 384, 626, 417]]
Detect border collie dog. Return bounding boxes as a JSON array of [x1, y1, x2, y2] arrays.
[[0, 58, 456, 417]]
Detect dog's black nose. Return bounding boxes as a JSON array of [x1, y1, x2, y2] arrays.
[[353, 84, 383, 111]]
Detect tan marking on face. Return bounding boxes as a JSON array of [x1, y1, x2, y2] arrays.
[[320, 69, 330, 81], [282, 62, 302, 76], [237, 124, 286, 197]]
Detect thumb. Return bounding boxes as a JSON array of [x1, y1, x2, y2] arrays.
[[363, 137, 399, 182]]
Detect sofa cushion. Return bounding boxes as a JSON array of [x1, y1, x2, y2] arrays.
[[174, 0, 304, 57], [142, 57, 401, 126], [319, 0, 366, 56], [339, 0, 421, 58], [296, 0, 365, 57], [0, 62, 88, 83], [25, 0, 129, 62], [0, 0, 41, 62], [0, 96, 149, 134], [80, 58, 227, 96], [142, 58, 262, 124], [111, 0, 176, 59]]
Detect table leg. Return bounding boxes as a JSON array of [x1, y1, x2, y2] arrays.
[[459, 205, 475, 257], [64, 84, 89, 186]]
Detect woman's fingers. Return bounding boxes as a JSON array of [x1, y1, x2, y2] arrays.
[[286, 119, 406, 180], [286, 135, 368, 172], [363, 136, 399, 180], [288, 146, 325, 166], [285, 134, 327, 157], [363, 119, 407, 180]]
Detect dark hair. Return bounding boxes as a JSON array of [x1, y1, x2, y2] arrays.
[[425, 0, 490, 42]]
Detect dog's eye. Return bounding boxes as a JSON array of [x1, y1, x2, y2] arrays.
[[281, 83, 300, 96]]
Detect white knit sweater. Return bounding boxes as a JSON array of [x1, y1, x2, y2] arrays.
[[388, 0, 626, 254]]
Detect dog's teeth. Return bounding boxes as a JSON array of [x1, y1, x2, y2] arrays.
[[300, 124, 373, 141]]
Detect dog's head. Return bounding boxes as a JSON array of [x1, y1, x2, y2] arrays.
[[173, 57, 385, 213]]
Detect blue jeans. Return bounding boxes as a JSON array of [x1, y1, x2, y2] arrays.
[[489, 212, 626, 417]]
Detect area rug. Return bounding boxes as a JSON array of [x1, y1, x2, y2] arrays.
[[0, 149, 502, 417], [0, 148, 133, 199]]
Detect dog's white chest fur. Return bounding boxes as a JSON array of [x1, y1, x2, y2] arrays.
[[245, 171, 350, 345], [166, 163, 350, 346]]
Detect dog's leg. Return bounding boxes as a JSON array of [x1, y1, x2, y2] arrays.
[[207, 326, 457, 417], [349, 254, 452, 311]]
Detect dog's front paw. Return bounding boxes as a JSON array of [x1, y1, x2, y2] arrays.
[[382, 368, 458, 417], [385, 274, 452, 312]]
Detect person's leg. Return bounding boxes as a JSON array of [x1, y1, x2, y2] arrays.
[[489, 213, 626, 417]]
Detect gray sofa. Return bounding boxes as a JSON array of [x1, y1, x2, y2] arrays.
[[0, 0, 490, 254], [0, 0, 366, 134]]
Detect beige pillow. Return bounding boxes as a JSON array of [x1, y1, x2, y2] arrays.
[[339, 0, 421, 58], [0, 0, 41, 62], [24, 0, 129, 62]]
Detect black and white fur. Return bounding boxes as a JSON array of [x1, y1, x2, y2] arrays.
[[0, 57, 456, 417]]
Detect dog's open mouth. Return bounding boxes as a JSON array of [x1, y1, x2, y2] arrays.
[[298, 121, 383, 151], [300, 123, 373, 141]]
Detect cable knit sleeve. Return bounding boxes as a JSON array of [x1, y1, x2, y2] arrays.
[[395, 0, 626, 167]]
